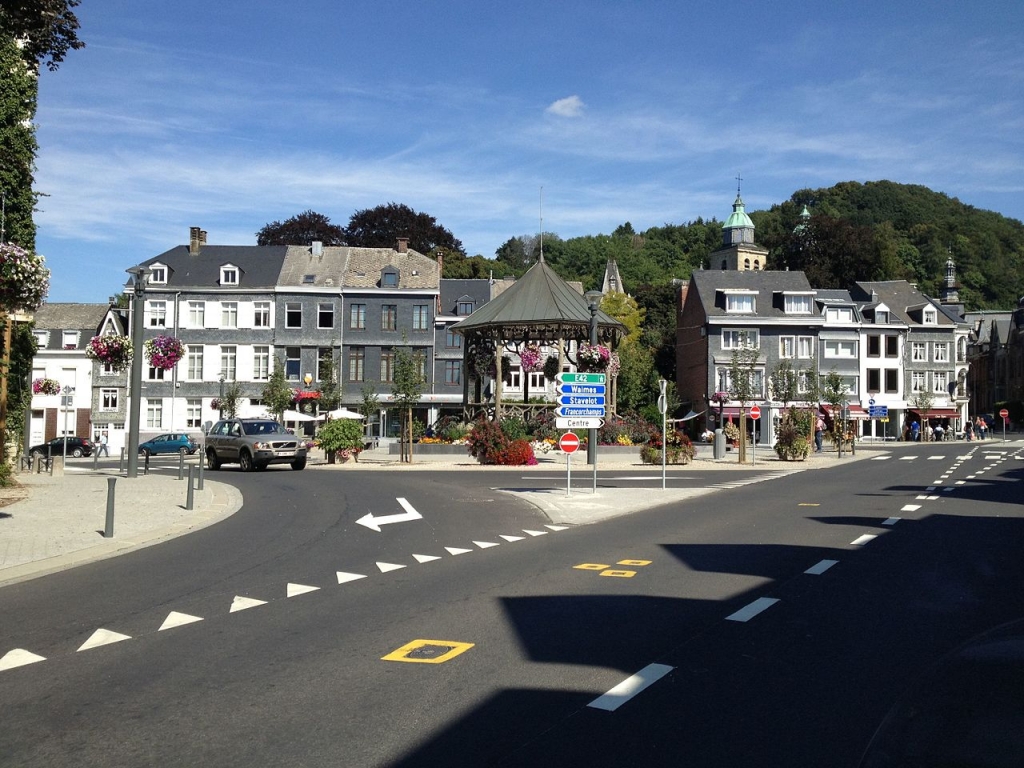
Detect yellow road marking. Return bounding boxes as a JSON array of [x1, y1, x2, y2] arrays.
[[382, 639, 474, 664], [617, 559, 652, 567], [574, 563, 610, 571], [600, 570, 637, 578]]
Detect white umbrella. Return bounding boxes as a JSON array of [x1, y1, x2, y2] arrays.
[[325, 408, 365, 420], [282, 409, 317, 422]]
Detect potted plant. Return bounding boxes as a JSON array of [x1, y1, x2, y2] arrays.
[[774, 407, 812, 461], [144, 335, 186, 370], [723, 421, 740, 447], [31, 377, 62, 396], [576, 343, 610, 372], [316, 418, 364, 463], [0, 243, 50, 312], [639, 429, 695, 465], [85, 335, 133, 372]]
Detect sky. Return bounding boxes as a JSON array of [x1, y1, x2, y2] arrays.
[[30, 0, 1024, 303]]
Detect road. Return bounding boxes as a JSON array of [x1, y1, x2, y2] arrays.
[[1, 444, 1022, 767]]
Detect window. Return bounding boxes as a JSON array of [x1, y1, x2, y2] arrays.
[[414, 350, 427, 379], [100, 361, 116, 376], [382, 270, 398, 287], [381, 305, 397, 331], [253, 301, 270, 328], [957, 337, 966, 362], [722, 329, 758, 350], [784, 295, 812, 314], [715, 368, 764, 398], [823, 340, 856, 358], [886, 336, 899, 357], [147, 366, 166, 381], [923, 308, 937, 324], [380, 349, 395, 383], [932, 371, 949, 394], [148, 301, 167, 327], [61, 330, 79, 349], [349, 347, 364, 382], [457, 301, 474, 315], [797, 371, 812, 394], [911, 342, 927, 362], [285, 347, 300, 381], [867, 369, 881, 393], [867, 335, 881, 357], [220, 346, 237, 381], [100, 388, 119, 411], [186, 345, 204, 380], [253, 346, 270, 381], [446, 329, 462, 349], [779, 337, 795, 358], [220, 265, 238, 285], [186, 399, 202, 428], [188, 301, 205, 327], [933, 343, 949, 363], [725, 294, 754, 313], [528, 371, 545, 389], [146, 401, 163, 429], [413, 305, 430, 331], [508, 366, 522, 390], [885, 369, 899, 393], [911, 371, 926, 393], [444, 360, 462, 386], [149, 265, 167, 284], [317, 303, 334, 329], [286, 303, 302, 329], [876, 310, 890, 324], [797, 336, 813, 359], [839, 376, 858, 396], [33, 330, 48, 348], [826, 307, 853, 322], [350, 304, 366, 330], [221, 301, 238, 328]]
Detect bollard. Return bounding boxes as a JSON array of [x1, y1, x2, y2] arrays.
[[119, 447, 125, 474], [93, 448, 99, 471], [178, 451, 184, 480], [185, 465, 195, 510], [104, 477, 116, 537], [144, 452, 150, 475], [197, 451, 205, 491]]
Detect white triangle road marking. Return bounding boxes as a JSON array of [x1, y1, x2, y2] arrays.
[[413, 554, 442, 563], [523, 529, 549, 537], [158, 611, 203, 631], [336, 571, 368, 584], [444, 547, 472, 556], [287, 583, 320, 597], [78, 628, 132, 652], [545, 525, 569, 531], [500, 535, 524, 542], [376, 562, 406, 573], [230, 596, 267, 612], [473, 541, 500, 549], [0, 648, 46, 671]]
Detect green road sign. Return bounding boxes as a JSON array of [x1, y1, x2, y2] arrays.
[[558, 372, 606, 384]]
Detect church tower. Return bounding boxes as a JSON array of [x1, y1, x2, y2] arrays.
[[707, 178, 769, 271]]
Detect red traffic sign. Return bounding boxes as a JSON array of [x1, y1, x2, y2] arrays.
[[999, 408, 1009, 419], [749, 405, 761, 420], [558, 433, 581, 454]]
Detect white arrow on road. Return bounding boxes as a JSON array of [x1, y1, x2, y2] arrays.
[[356, 497, 422, 532]]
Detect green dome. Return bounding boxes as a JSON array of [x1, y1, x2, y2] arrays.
[[724, 194, 754, 230]]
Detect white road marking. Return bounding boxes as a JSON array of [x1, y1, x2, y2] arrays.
[[900, 456, 917, 461], [851, 534, 878, 546], [523, 529, 549, 537], [412, 554, 441, 563], [473, 541, 500, 549], [587, 663, 674, 712], [444, 547, 472, 556], [915, 495, 939, 500], [0, 649, 46, 671], [336, 571, 368, 583], [805, 559, 839, 575], [355, 497, 423, 532], [376, 562, 406, 573], [883, 517, 901, 526], [545, 525, 569, 531], [872, 456, 890, 461], [287, 583, 320, 596], [726, 597, 780, 622], [901, 504, 921, 512], [158, 611, 203, 631], [78, 628, 131, 651], [955, 480, 966, 485], [927, 455, 944, 460], [230, 596, 267, 612], [500, 535, 525, 542]]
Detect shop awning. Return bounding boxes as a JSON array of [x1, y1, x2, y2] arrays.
[[911, 408, 961, 419], [821, 404, 869, 420]]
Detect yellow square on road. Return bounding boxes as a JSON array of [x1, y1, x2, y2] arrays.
[[616, 559, 652, 567], [382, 639, 474, 664]]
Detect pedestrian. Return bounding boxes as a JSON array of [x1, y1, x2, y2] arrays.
[[965, 421, 973, 441], [814, 414, 825, 453], [99, 430, 110, 457], [910, 420, 920, 442], [934, 423, 944, 442], [977, 417, 987, 440]]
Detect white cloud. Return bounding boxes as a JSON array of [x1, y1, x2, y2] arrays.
[[545, 95, 586, 118]]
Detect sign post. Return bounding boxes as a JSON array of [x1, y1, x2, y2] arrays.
[[1000, 408, 1009, 441], [749, 405, 761, 465], [659, 379, 667, 489], [558, 372, 606, 494], [558, 432, 580, 496]]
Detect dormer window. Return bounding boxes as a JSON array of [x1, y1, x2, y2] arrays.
[[825, 307, 853, 322], [875, 310, 889, 324], [783, 294, 812, 314], [33, 330, 49, 348], [220, 264, 239, 286], [722, 289, 756, 313], [923, 308, 937, 324], [149, 264, 168, 284], [62, 330, 79, 349], [381, 268, 399, 287]]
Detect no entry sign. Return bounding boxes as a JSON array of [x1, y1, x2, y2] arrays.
[[558, 433, 581, 453], [749, 405, 761, 420]]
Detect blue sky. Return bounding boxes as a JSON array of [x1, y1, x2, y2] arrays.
[[32, 0, 1024, 302]]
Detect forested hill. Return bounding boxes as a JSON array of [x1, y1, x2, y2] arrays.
[[484, 181, 1024, 312]]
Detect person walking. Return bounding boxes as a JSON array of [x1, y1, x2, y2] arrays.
[[965, 420, 973, 441], [98, 431, 110, 457], [910, 420, 920, 442], [814, 414, 825, 453]]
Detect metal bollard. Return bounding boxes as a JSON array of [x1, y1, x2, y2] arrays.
[[104, 477, 116, 537], [119, 447, 125, 474], [93, 449, 99, 471], [185, 465, 195, 510], [144, 452, 150, 475], [197, 451, 205, 490], [178, 451, 184, 480]]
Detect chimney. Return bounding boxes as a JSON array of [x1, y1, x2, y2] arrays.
[[189, 226, 202, 255], [312, 240, 323, 257], [396, 237, 409, 254]]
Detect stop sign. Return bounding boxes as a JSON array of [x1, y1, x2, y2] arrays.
[[558, 433, 581, 453], [749, 405, 761, 420], [999, 408, 1009, 419]]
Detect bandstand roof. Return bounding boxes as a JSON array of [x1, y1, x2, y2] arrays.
[[450, 260, 625, 344]]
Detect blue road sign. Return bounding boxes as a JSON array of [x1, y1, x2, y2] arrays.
[[556, 406, 606, 418], [868, 405, 889, 418], [558, 383, 606, 396], [558, 395, 606, 406]]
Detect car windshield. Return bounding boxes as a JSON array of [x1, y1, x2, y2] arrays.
[[242, 421, 286, 436]]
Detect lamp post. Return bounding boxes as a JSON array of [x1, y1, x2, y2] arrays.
[[218, 373, 225, 418], [125, 266, 148, 478], [61, 385, 74, 459], [585, 290, 602, 470]]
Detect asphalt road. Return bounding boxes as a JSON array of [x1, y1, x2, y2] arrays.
[[1, 445, 1021, 767]]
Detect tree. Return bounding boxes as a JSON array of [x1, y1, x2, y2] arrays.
[[261, 364, 293, 421], [910, 387, 935, 440], [256, 210, 346, 246], [316, 353, 342, 412], [821, 368, 849, 450], [220, 382, 242, 418], [615, 339, 657, 413], [768, 359, 800, 407], [345, 202, 463, 255], [391, 346, 426, 462], [1, 0, 84, 71]]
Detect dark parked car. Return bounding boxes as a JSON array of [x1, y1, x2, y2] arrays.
[[139, 433, 199, 457], [29, 436, 93, 458], [204, 418, 306, 472]]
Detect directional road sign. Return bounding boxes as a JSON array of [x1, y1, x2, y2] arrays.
[[556, 406, 606, 418], [558, 383, 606, 396], [558, 372, 606, 384], [868, 405, 889, 418], [556, 417, 604, 430], [558, 395, 606, 406]]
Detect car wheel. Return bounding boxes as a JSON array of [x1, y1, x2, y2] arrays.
[[239, 450, 254, 472], [291, 457, 307, 471], [71, 447, 84, 458], [206, 448, 221, 470]]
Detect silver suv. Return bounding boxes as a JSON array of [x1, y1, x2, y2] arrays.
[[204, 418, 307, 472]]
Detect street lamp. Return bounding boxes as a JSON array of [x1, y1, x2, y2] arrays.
[[585, 290, 602, 469], [61, 385, 74, 459], [125, 266, 148, 478], [218, 372, 226, 418]]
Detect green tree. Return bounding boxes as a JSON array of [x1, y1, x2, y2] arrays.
[[1, 36, 40, 250], [317, 353, 342, 412], [221, 382, 242, 418], [256, 210, 346, 246], [315, 418, 364, 462], [391, 346, 426, 462], [768, 359, 800, 407], [345, 202, 463, 255], [615, 340, 657, 412], [261, 363, 293, 422], [821, 368, 849, 449], [600, 292, 644, 343], [1, 0, 84, 71]]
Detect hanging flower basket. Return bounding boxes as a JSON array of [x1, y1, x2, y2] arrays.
[[144, 335, 186, 370], [0, 243, 50, 312], [32, 377, 62, 396], [86, 335, 133, 372], [210, 398, 223, 411], [577, 343, 610, 372], [519, 344, 543, 373]]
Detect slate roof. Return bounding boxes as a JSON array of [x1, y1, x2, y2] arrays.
[[439, 279, 491, 316], [688, 269, 819, 320], [965, 311, 1012, 345], [852, 281, 954, 326], [33, 303, 108, 332], [140, 246, 287, 289], [279, 246, 349, 289], [342, 248, 438, 289]]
